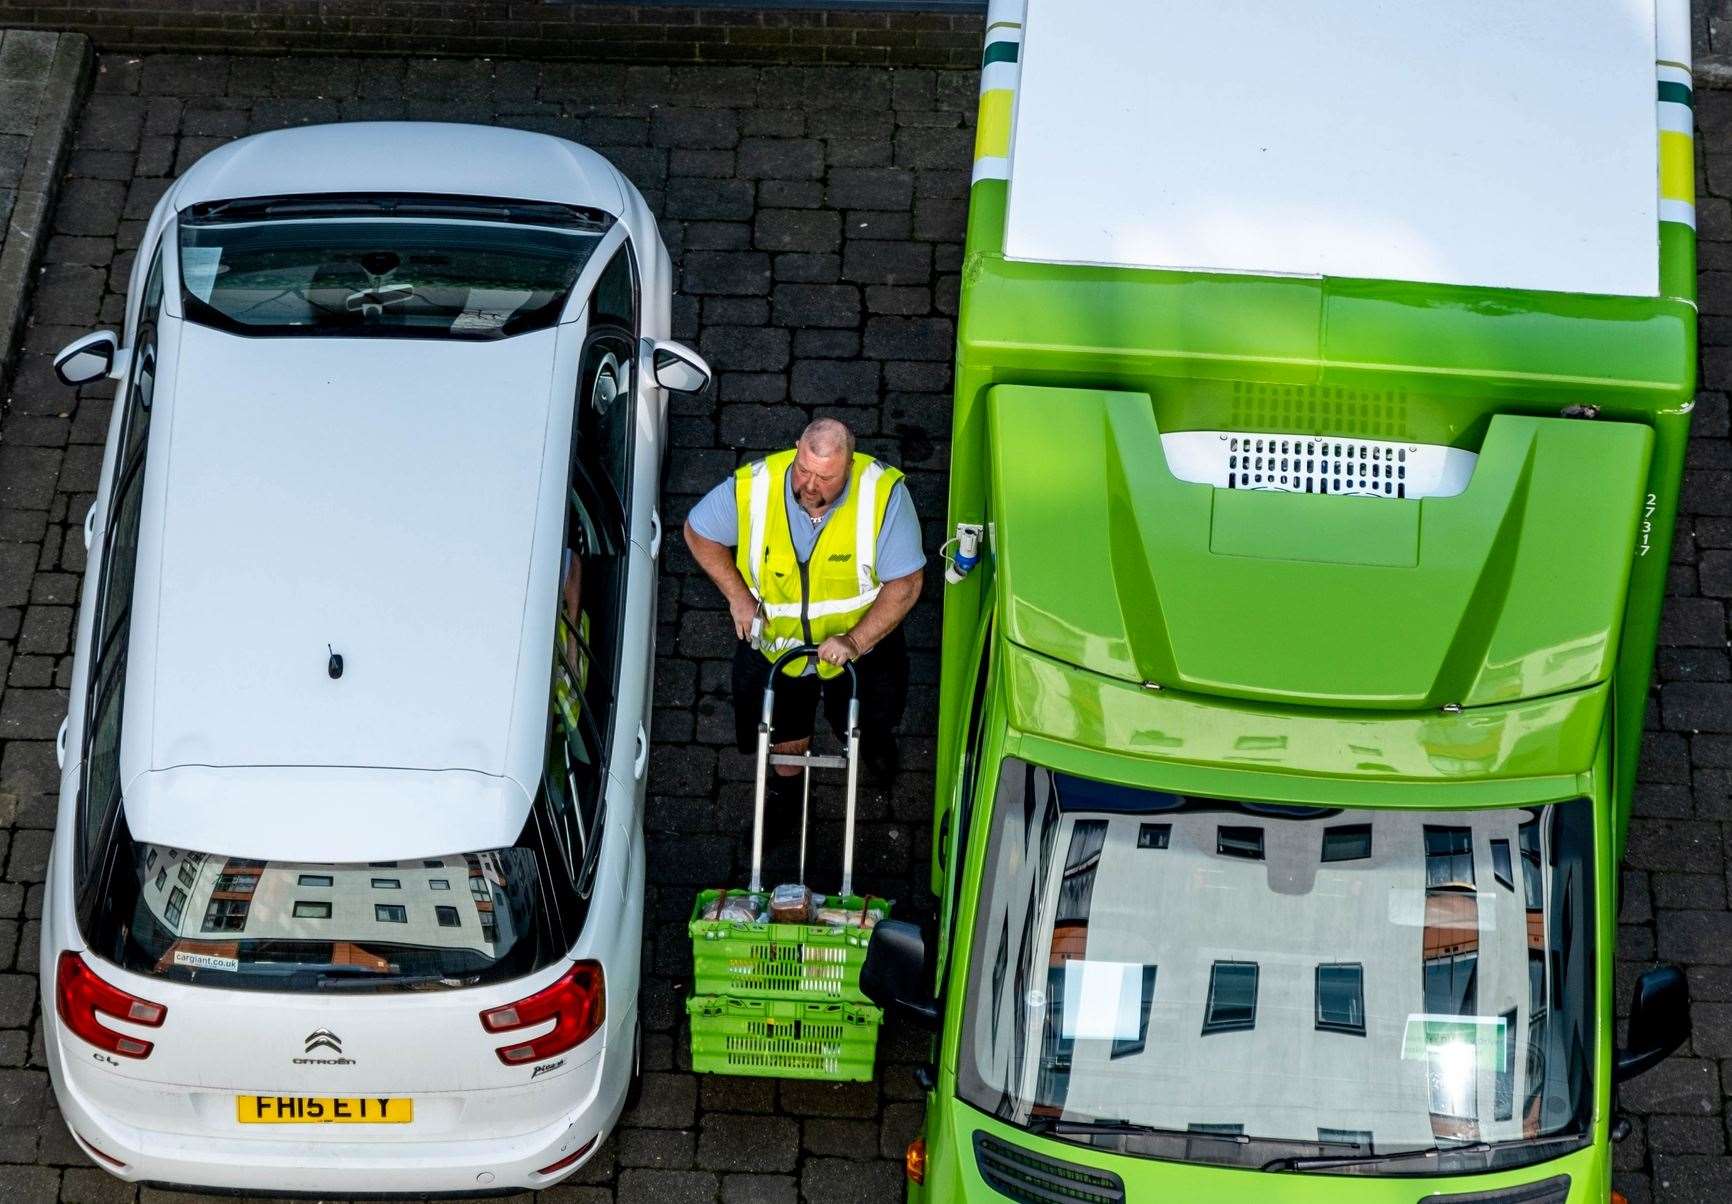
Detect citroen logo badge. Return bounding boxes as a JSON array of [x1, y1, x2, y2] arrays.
[[304, 1029, 342, 1055]]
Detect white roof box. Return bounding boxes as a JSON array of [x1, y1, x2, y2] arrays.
[[1004, 0, 1666, 297]]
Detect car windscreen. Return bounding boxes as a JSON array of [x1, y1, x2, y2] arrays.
[[88, 820, 567, 993], [177, 197, 609, 340], [956, 759, 1595, 1176]]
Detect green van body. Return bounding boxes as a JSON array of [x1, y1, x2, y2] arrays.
[[894, 6, 1700, 1203]]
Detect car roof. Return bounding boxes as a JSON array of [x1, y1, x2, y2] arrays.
[[169, 121, 627, 214], [120, 317, 567, 860], [1003, 0, 1667, 296]]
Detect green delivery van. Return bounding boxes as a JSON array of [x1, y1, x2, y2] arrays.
[[858, 2, 1703, 1202]]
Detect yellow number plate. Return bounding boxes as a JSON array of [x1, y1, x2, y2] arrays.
[[236, 1095, 413, 1124]]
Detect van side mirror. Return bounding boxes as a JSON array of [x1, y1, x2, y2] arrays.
[[1615, 965, 1690, 1082], [53, 331, 122, 386], [860, 919, 939, 1029], [649, 339, 712, 396]]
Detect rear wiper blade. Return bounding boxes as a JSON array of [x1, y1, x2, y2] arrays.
[[317, 973, 456, 990], [1262, 1141, 1491, 1173], [302, 962, 392, 974]]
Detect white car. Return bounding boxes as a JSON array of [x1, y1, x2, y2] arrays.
[[40, 122, 709, 1193]]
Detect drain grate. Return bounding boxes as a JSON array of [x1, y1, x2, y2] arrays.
[[1162, 431, 1477, 499]]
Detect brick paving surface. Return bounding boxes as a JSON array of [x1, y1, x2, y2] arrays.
[[0, 29, 86, 398], [0, 48, 1728, 1204]]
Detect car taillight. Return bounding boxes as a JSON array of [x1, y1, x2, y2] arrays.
[[56, 951, 166, 1059], [905, 1136, 927, 1184], [480, 961, 604, 1065]]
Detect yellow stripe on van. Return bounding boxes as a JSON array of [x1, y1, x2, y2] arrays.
[[1659, 130, 1694, 203], [976, 89, 1014, 161]]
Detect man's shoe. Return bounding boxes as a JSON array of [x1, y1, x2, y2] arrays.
[[863, 739, 900, 785]]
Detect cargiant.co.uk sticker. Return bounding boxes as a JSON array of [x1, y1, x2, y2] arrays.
[[173, 950, 239, 973]]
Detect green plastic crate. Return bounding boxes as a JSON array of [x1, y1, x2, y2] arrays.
[[687, 995, 882, 1081], [688, 888, 891, 1003]]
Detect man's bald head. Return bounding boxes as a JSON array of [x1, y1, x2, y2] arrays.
[[790, 418, 857, 516], [799, 417, 856, 460]]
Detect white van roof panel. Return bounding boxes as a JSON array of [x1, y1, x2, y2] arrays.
[[1003, 0, 1662, 296]]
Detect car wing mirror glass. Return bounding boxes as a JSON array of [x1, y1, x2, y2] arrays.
[[649, 339, 712, 396], [1615, 964, 1690, 1082], [53, 331, 121, 386], [860, 919, 939, 1029]]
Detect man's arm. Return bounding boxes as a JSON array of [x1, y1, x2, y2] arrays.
[[818, 569, 923, 665], [684, 521, 760, 639]]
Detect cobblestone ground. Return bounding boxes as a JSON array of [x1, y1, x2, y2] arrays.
[[0, 50, 1729, 1204]]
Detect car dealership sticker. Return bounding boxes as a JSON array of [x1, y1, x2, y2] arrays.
[[173, 950, 239, 973]]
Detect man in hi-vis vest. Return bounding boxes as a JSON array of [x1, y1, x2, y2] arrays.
[[684, 417, 925, 797]]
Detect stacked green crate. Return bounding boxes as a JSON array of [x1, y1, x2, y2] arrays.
[[686, 889, 890, 1081]]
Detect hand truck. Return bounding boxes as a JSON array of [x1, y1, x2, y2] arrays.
[[685, 644, 889, 1081], [748, 643, 861, 898]]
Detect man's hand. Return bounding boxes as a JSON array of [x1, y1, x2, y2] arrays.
[[730, 593, 759, 641], [817, 635, 858, 666]]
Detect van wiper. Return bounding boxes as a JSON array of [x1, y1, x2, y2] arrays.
[[1028, 1117, 1161, 1137], [1026, 1117, 1240, 1145], [1262, 1141, 1491, 1173]]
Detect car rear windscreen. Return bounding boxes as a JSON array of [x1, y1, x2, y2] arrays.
[[88, 823, 566, 993]]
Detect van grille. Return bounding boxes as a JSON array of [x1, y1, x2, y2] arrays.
[[1419, 1176, 1570, 1204], [973, 1131, 1125, 1204], [1161, 431, 1476, 500]]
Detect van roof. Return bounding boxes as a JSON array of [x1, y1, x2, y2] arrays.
[[999, 0, 1675, 297], [965, 379, 1628, 807], [983, 383, 1644, 770]]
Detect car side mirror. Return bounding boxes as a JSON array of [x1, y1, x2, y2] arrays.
[[53, 331, 122, 386], [860, 919, 939, 1029], [649, 339, 712, 396], [1615, 965, 1690, 1082]]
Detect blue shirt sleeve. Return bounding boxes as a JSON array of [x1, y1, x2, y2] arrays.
[[874, 481, 925, 580], [684, 478, 739, 546]]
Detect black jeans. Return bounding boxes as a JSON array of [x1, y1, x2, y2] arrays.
[[731, 625, 909, 756]]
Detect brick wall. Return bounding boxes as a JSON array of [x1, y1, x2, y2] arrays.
[[0, 2, 987, 65]]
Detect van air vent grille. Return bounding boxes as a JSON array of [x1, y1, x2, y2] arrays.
[[1161, 431, 1477, 500], [973, 1131, 1125, 1204]]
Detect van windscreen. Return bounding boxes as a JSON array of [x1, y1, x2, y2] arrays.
[[956, 759, 1595, 1176], [88, 822, 564, 993]]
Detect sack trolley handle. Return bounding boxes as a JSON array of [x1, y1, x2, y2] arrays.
[[748, 644, 861, 897]]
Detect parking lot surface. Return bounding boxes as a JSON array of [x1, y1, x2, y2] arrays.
[[0, 50, 1728, 1203]]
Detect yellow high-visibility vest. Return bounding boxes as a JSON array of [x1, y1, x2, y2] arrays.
[[733, 449, 903, 679]]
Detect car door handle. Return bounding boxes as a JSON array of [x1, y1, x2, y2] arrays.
[[633, 723, 648, 781], [83, 503, 96, 551], [57, 717, 69, 769], [648, 507, 662, 560]]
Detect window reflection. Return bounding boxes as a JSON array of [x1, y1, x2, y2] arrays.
[[1203, 962, 1259, 1034]]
